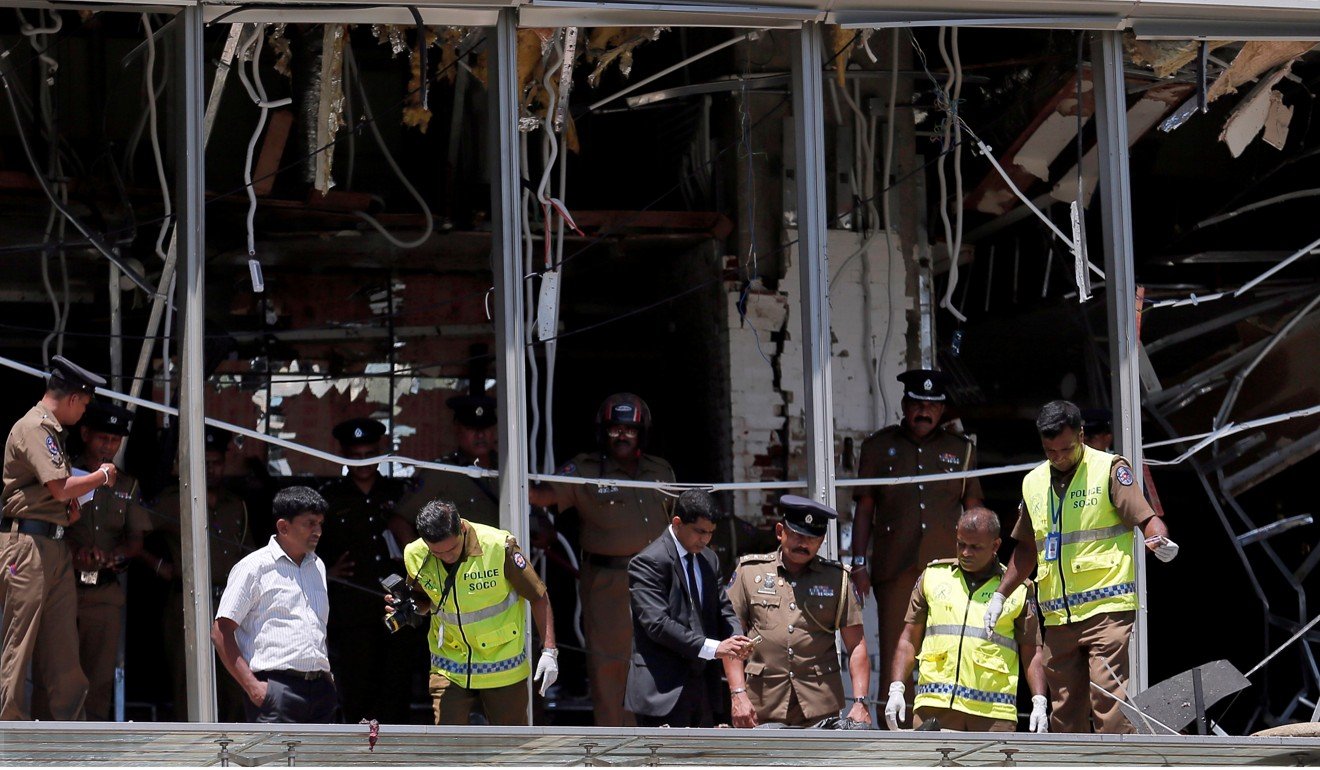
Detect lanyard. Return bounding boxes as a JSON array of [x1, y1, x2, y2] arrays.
[[1049, 488, 1063, 532]]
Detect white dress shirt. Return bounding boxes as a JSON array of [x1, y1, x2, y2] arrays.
[[667, 525, 720, 660], [215, 536, 331, 673]]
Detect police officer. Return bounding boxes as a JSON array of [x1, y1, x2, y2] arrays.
[[319, 417, 414, 724], [1, 356, 111, 720], [529, 392, 675, 726], [65, 401, 153, 721], [154, 425, 253, 721], [850, 369, 982, 720], [885, 507, 1046, 732], [397, 394, 500, 538], [986, 400, 1179, 733], [725, 496, 870, 728], [396, 499, 559, 725]]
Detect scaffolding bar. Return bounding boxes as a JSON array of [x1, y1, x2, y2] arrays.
[[488, 10, 532, 719], [174, 5, 216, 722], [1093, 29, 1147, 694], [790, 22, 837, 553]]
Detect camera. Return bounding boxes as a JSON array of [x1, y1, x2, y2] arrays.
[[381, 573, 427, 634]]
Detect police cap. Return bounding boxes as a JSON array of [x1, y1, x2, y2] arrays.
[[778, 494, 838, 538], [204, 426, 233, 454], [897, 368, 950, 402], [446, 394, 497, 429], [48, 355, 105, 395], [81, 400, 134, 436], [1082, 408, 1113, 436], [332, 417, 387, 446]]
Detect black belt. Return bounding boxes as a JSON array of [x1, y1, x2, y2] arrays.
[[259, 669, 329, 681], [2, 517, 66, 540], [585, 552, 636, 570]]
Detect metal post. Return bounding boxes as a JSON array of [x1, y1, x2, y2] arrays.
[[790, 23, 837, 553], [175, 4, 216, 721], [1093, 30, 1147, 693], [488, 10, 531, 720]]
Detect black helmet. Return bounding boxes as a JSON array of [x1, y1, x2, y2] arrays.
[[595, 393, 652, 447]]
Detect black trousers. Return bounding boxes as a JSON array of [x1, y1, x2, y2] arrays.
[[635, 670, 714, 728], [245, 671, 340, 724]]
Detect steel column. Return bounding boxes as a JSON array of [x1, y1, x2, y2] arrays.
[[489, 10, 531, 718], [790, 23, 837, 553], [174, 4, 215, 722], [1093, 30, 1147, 693]]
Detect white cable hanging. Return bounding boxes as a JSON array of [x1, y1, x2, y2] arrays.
[[142, 13, 173, 264]]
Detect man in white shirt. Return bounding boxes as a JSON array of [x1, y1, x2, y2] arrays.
[[211, 486, 337, 723]]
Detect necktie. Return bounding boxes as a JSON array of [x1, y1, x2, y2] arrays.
[[685, 553, 701, 607]]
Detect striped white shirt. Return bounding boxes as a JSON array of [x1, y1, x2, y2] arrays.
[[215, 536, 331, 674]]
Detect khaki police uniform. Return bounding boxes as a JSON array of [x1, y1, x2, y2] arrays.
[[904, 560, 1041, 732], [0, 403, 89, 720], [397, 451, 500, 529], [728, 549, 863, 725], [857, 423, 980, 688], [64, 466, 152, 721], [551, 452, 674, 726], [156, 486, 253, 721], [1011, 455, 1155, 734], [319, 474, 414, 724]]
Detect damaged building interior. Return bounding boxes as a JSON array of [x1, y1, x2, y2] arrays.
[[1, 0, 1320, 756]]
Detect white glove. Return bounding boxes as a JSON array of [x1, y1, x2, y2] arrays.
[[534, 647, 559, 696], [1148, 536, 1180, 563], [1029, 694, 1049, 733], [984, 591, 1005, 632], [884, 681, 906, 730]]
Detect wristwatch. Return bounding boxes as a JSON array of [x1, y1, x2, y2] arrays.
[[851, 556, 867, 567], [851, 696, 867, 703]]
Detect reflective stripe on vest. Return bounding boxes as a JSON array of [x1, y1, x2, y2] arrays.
[[432, 649, 528, 677], [1022, 445, 1138, 627], [913, 563, 1023, 722], [916, 682, 1016, 706], [435, 592, 518, 626], [925, 624, 1018, 653], [1038, 581, 1136, 614]]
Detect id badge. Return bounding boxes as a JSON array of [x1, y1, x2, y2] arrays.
[[1044, 532, 1061, 562]]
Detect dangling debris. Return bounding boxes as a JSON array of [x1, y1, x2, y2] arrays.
[[313, 24, 347, 193]]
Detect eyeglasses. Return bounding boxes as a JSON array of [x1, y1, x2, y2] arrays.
[[606, 425, 640, 439]]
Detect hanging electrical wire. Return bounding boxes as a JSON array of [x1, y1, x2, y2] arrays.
[[141, 13, 173, 263]]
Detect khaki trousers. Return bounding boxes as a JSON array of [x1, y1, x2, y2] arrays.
[[874, 566, 921, 729], [77, 581, 125, 721], [436, 677, 529, 726], [0, 532, 88, 720], [1043, 610, 1134, 734], [580, 561, 634, 727], [428, 671, 449, 724], [914, 705, 1016, 732]]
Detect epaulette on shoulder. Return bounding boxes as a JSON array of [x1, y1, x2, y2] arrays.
[[865, 425, 902, 442], [817, 556, 845, 570], [926, 558, 959, 567], [738, 553, 776, 565]]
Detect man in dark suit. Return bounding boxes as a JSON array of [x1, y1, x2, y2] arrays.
[[625, 490, 753, 727]]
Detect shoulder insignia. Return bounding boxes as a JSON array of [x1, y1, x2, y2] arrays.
[[817, 556, 843, 569], [556, 460, 578, 476], [738, 552, 776, 565], [512, 551, 528, 570], [1115, 465, 1135, 487], [44, 435, 64, 468]]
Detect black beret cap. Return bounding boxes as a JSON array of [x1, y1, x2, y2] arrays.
[[779, 494, 838, 537], [49, 355, 105, 395], [1082, 408, 1113, 435], [332, 418, 387, 446], [446, 394, 497, 429], [896, 368, 950, 402], [80, 400, 134, 436]]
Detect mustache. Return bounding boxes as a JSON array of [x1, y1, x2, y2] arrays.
[[792, 547, 811, 555], [914, 416, 934, 424]]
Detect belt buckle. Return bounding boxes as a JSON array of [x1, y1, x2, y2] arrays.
[[53, 525, 64, 540]]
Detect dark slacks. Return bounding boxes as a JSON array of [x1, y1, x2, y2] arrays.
[[244, 671, 340, 724], [635, 670, 715, 728]]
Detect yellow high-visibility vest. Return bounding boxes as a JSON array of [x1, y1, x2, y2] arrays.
[[1022, 445, 1137, 627], [913, 561, 1025, 722], [405, 521, 529, 689]]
